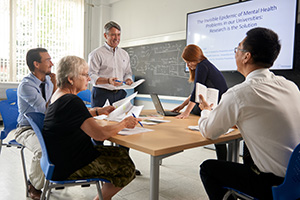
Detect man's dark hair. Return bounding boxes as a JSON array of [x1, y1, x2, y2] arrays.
[[243, 27, 281, 68], [104, 21, 121, 34], [26, 48, 48, 72]]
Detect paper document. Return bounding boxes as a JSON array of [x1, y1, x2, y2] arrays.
[[102, 79, 145, 91], [112, 92, 137, 108], [118, 127, 153, 135], [188, 126, 235, 135], [105, 92, 143, 121], [195, 83, 219, 109], [141, 119, 171, 125], [188, 125, 200, 131]]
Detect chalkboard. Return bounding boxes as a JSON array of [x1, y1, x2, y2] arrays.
[[124, 40, 193, 97]]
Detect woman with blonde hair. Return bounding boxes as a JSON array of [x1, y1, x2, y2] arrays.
[[172, 44, 228, 160], [43, 56, 139, 200]]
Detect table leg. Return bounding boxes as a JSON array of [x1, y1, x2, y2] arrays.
[[227, 138, 241, 162], [149, 151, 183, 200], [150, 156, 160, 200]]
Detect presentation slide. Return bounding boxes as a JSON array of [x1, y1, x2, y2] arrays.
[[186, 0, 297, 71]]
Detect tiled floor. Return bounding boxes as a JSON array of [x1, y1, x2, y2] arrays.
[[0, 126, 239, 200]]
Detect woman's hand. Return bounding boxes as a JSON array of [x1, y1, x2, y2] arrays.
[[122, 116, 141, 128], [171, 105, 184, 113], [97, 106, 115, 115], [175, 111, 190, 119]]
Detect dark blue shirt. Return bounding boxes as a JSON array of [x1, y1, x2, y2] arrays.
[[190, 59, 228, 103]]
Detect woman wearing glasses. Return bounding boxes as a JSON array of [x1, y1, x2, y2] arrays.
[[43, 56, 139, 200]]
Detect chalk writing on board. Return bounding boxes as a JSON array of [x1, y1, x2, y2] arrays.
[[124, 40, 193, 97]]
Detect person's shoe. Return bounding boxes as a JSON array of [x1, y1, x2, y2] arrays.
[[135, 169, 142, 176], [28, 181, 42, 200]]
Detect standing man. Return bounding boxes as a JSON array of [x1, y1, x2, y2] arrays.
[[88, 21, 141, 175], [198, 27, 300, 199], [14, 48, 56, 200], [88, 21, 133, 107]]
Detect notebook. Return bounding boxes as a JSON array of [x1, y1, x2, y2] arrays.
[[150, 93, 180, 116]]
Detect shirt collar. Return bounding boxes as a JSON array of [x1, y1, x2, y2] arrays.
[[104, 42, 118, 52], [29, 72, 50, 85], [245, 68, 271, 81]]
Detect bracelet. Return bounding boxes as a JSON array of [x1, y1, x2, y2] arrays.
[[107, 78, 110, 84], [95, 108, 99, 116]]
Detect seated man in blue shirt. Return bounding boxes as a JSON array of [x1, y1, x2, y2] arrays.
[[13, 48, 56, 200]]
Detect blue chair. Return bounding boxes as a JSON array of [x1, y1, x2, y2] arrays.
[[223, 187, 257, 200], [77, 89, 91, 108], [272, 143, 300, 200], [0, 100, 28, 197], [223, 143, 300, 200], [6, 88, 18, 102], [25, 112, 107, 200]]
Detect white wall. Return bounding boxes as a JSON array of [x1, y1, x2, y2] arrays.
[[86, 0, 300, 49], [111, 0, 237, 47]]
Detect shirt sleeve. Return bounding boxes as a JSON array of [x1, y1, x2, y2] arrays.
[[123, 51, 133, 81], [198, 88, 239, 139], [19, 82, 47, 113], [190, 63, 209, 103], [88, 51, 102, 85]]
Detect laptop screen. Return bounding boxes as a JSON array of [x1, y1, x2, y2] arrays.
[[150, 93, 165, 115]]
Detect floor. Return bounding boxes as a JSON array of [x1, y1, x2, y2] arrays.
[[0, 125, 241, 200]]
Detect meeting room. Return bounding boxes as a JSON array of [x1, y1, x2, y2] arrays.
[[1, 0, 300, 200]]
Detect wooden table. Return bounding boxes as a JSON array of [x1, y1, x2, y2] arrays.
[[98, 110, 242, 200]]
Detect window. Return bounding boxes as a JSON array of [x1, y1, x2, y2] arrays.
[[0, 0, 84, 82]]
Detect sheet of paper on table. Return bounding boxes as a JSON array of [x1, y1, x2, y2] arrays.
[[141, 119, 171, 125], [188, 126, 235, 135], [118, 126, 153, 135]]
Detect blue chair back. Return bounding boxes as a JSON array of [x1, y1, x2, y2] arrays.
[[77, 89, 91, 103], [25, 112, 55, 180], [6, 88, 18, 102], [0, 100, 19, 140], [272, 143, 300, 200]]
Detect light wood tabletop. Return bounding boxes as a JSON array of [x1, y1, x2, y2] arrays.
[[96, 110, 242, 200], [104, 110, 241, 156]]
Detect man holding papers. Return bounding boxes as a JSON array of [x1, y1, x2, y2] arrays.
[[88, 21, 142, 175], [88, 21, 133, 107], [198, 27, 300, 199]]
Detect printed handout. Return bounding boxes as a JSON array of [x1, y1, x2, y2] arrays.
[[195, 83, 219, 109], [102, 79, 145, 91]]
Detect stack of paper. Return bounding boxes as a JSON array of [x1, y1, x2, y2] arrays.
[[94, 92, 143, 122]]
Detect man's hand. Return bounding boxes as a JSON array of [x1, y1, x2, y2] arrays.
[[49, 73, 57, 92], [108, 77, 122, 86], [125, 78, 133, 85], [199, 94, 213, 111]]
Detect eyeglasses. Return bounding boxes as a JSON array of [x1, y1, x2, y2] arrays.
[[234, 47, 248, 53], [80, 73, 89, 78]]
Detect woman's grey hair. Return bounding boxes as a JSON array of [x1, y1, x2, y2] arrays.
[[104, 21, 121, 34], [56, 56, 87, 88]]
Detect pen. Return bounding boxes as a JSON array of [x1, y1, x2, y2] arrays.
[[132, 113, 143, 128], [115, 80, 126, 84]]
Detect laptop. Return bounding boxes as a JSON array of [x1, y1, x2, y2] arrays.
[[150, 93, 180, 116]]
